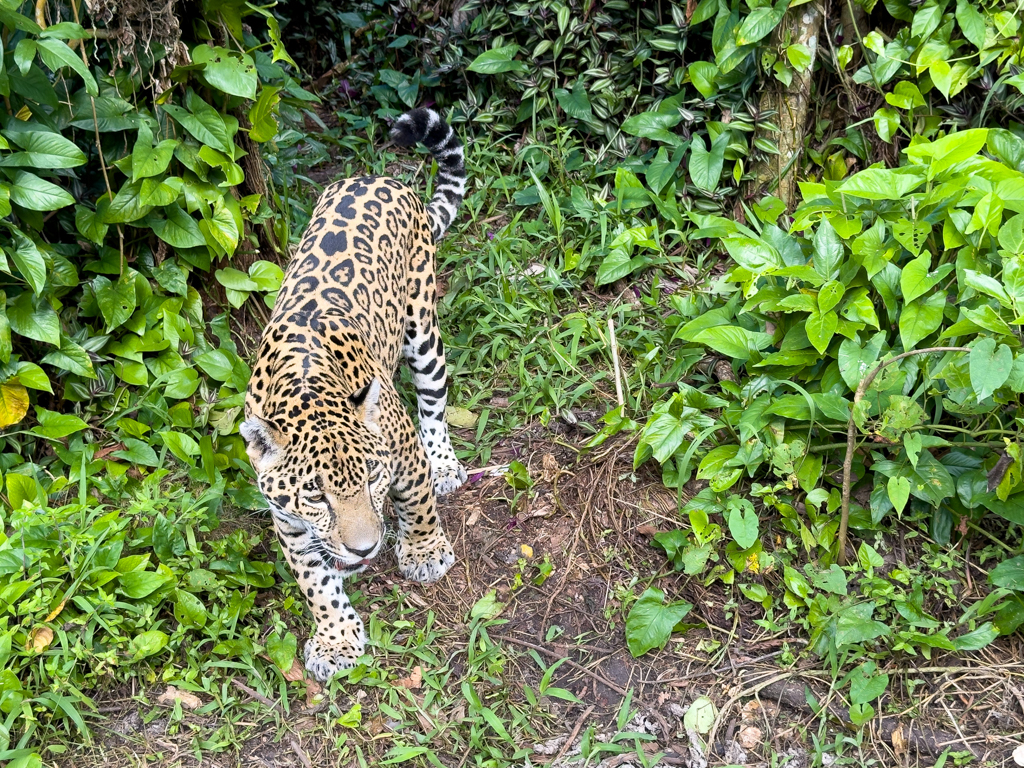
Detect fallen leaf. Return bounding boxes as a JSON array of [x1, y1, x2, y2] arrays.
[[397, 665, 423, 690], [892, 723, 907, 757], [541, 454, 560, 482], [445, 406, 478, 428], [282, 658, 305, 682], [467, 507, 482, 526], [157, 686, 203, 710], [637, 525, 659, 537], [45, 599, 67, 622], [737, 725, 762, 749], [305, 676, 323, 706], [520, 544, 534, 558], [26, 626, 53, 652]]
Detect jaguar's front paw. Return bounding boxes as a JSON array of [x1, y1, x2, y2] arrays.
[[431, 461, 468, 496], [303, 630, 365, 682], [397, 533, 455, 583]]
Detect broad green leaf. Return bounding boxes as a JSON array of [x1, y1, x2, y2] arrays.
[[835, 602, 890, 646], [888, 475, 911, 513], [646, 146, 683, 196], [969, 338, 1012, 401], [30, 407, 88, 438], [838, 168, 923, 199], [193, 45, 258, 99], [806, 310, 838, 354], [35, 38, 97, 95], [873, 108, 899, 143], [151, 204, 205, 249], [817, 281, 845, 313], [554, 79, 593, 121], [8, 229, 46, 295], [215, 267, 258, 292], [991, 556, 1024, 590], [688, 132, 729, 192], [955, 0, 986, 47], [129, 630, 169, 660], [162, 99, 233, 155], [248, 86, 281, 143], [625, 587, 693, 657], [812, 217, 843, 280], [41, 336, 95, 378], [726, 496, 759, 549], [266, 632, 298, 673], [687, 61, 718, 98], [736, 1, 786, 45], [5, 170, 74, 210], [7, 292, 59, 346], [899, 292, 946, 350], [691, 325, 773, 361], [93, 274, 137, 332], [104, 180, 153, 223], [0, 130, 86, 169], [900, 254, 951, 303], [132, 122, 179, 182], [466, 45, 527, 74], [112, 437, 160, 467]]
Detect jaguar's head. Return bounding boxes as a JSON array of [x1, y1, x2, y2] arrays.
[[241, 378, 393, 568]]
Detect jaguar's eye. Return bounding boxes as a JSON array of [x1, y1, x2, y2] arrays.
[[306, 491, 326, 504]]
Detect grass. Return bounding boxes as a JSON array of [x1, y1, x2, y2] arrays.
[[10, 109, 1024, 768]]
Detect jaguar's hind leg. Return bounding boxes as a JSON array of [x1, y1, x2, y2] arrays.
[[403, 304, 467, 496]]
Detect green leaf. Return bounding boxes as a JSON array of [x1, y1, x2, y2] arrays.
[[991, 556, 1024, 590], [687, 61, 718, 98], [93, 274, 137, 332], [5, 170, 74, 210], [835, 602, 890, 647], [104, 180, 153, 224], [899, 292, 946, 350], [646, 145, 684, 196], [119, 571, 173, 599], [193, 45, 258, 99], [266, 632, 298, 673], [837, 333, 882, 391], [726, 496, 759, 549], [151, 204, 205, 249], [955, 0, 987, 47], [466, 45, 527, 74], [112, 437, 160, 467], [248, 86, 281, 143], [131, 122, 178, 182], [8, 229, 46, 295], [900, 254, 951, 302], [129, 629, 169, 660], [691, 326, 773, 361], [969, 338, 1012, 401], [0, 130, 86, 169], [736, 1, 786, 45], [174, 589, 208, 628], [35, 38, 97, 95], [817, 281, 845, 313], [162, 98, 233, 155], [838, 168, 923, 199], [688, 132, 729, 192], [887, 475, 910, 513], [554, 80, 593, 122], [806, 310, 838, 354], [812, 218, 844, 280], [625, 587, 693, 657], [41, 336, 96, 378], [621, 111, 682, 140], [6, 292, 59, 346], [30, 407, 88, 438]]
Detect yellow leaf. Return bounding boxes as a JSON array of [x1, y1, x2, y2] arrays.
[[520, 544, 534, 558], [0, 380, 29, 428], [15, 106, 32, 121], [45, 599, 67, 622], [26, 626, 53, 652]]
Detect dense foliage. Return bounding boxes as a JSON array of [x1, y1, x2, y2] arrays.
[[1, 0, 1024, 762]]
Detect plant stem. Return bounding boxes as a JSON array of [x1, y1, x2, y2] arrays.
[[838, 346, 970, 565]]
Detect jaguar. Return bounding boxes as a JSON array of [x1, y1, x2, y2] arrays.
[[241, 108, 467, 681]]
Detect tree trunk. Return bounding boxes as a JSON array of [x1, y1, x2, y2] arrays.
[[748, 1, 825, 209]]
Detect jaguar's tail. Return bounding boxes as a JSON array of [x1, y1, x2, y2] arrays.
[[390, 108, 466, 243]]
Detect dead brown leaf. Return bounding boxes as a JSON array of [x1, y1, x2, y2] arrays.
[[397, 665, 423, 690], [737, 725, 762, 750], [45, 599, 67, 622], [541, 454, 561, 482], [157, 686, 203, 710], [636, 525, 659, 537], [26, 626, 53, 652]]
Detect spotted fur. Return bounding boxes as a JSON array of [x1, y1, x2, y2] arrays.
[[241, 108, 467, 682]]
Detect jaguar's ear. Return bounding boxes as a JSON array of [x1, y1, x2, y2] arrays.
[[350, 378, 382, 429], [240, 416, 281, 472]]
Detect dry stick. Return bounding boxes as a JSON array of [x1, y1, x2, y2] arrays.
[[837, 346, 970, 565], [547, 704, 596, 766], [608, 317, 625, 410], [230, 679, 313, 768], [492, 634, 629, 696]]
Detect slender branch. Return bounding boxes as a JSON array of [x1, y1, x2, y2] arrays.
[[837, 346, 970, 564]]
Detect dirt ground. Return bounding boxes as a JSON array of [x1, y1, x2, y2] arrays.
[[56, 420, 1024, 768]]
